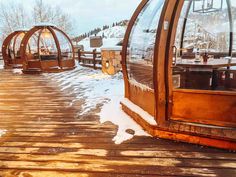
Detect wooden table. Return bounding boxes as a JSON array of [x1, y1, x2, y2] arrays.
[[176, 58, 236, 89]]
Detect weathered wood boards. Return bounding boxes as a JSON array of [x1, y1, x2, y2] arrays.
[[0, 69, 235, 176], [78, 49, 102, 69]]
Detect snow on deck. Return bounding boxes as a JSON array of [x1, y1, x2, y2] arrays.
[[0, 61, 3, 69], [0, 130, 6, 137], [45, 65, 149, 144], [0, 67, 235, 177], [121, 98, 157, 126]]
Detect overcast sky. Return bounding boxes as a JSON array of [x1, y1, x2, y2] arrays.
[[0, 0, 141, 36]]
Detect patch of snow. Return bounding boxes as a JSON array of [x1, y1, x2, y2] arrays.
[[121, 98, 157, 126], [79, 38, 122, 52], [0, 129, 7, 137], [97, 26, 126, 38], [101, 46, 122, 51], [34, 22, 56, 27], [129, 78, 154, 92], [45, 64, 149, 144], [13, 69, 22, 74], [45, 65, 122, 115], [99, 98, 150, 144], [0, 60, 3, 69], [78, 26, 126, 51]]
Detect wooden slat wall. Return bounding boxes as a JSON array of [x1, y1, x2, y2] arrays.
[[0, 69, 235, 177]]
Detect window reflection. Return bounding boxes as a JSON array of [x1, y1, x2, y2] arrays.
[[14, 32, 26, 58], [55, 30, 73, 60], [26, 31, 40, 60], [173, 0, 236, 92], [175, 0, 230, 57], [127, 0, 165, 89], [9, 36, 16, 59], [39, 29, 58, 61]]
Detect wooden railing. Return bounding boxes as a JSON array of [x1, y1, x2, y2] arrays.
[[0, 52, 3, 60], [77, 49, 102, 69]]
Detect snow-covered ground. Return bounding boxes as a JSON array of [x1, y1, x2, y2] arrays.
[[45, 65, 149, 144], [0, 129, 6, 137], [78, 37, 122, 52], [78, 26, 126, 51], [12, 68, 23, 74], [97, 26, 126, 38], [0, 60, 3, 69]]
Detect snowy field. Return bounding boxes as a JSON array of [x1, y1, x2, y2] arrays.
[[78, 26, 125, 51], [0, 60, 3, 69]]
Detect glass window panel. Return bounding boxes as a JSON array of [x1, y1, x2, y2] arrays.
[[39, 29, 58, 61], [127, 0, 165, 90], [54, 29, 73, 60], [14, 32, 26, 58], [26, 30, 41, 60], [183, 0, 230, 55], [9, 35, 16, 59], [173, 0, 236, 92], [231, 1, 236, 59], [229, 0, 236, 88]]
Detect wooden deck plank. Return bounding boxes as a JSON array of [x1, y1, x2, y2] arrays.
[[0, 148, 235, 159], [0, 69, 235, 177], [0, 170, 165, 177], [0, 157, 235, 170], [1, 164, 235, 177]]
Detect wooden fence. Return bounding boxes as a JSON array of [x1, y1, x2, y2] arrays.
[[0, 50, 102, 69], [77, 49, 102, 69], [0, 52, 2, 60]]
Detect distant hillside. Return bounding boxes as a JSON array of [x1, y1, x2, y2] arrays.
[[73, 20, 128, 51], [72, 20, 128, 43], [97, 25, 126, 39]]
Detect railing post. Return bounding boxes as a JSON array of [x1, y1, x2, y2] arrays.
[[78, 49, 81, 63], [93, 49, 96, 69]]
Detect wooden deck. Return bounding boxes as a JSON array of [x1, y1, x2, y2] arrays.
[[0, 69, 235, 177]]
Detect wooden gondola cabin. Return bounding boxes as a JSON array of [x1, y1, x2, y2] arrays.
[[20, 24, 76, 74], [2, 29, 28, 69], [121, 0, 236, 150]]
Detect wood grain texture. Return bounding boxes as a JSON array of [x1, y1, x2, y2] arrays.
[[172, 90, 236, 127], [0, 69, 236, 177], [122, 102, 236, 150]]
